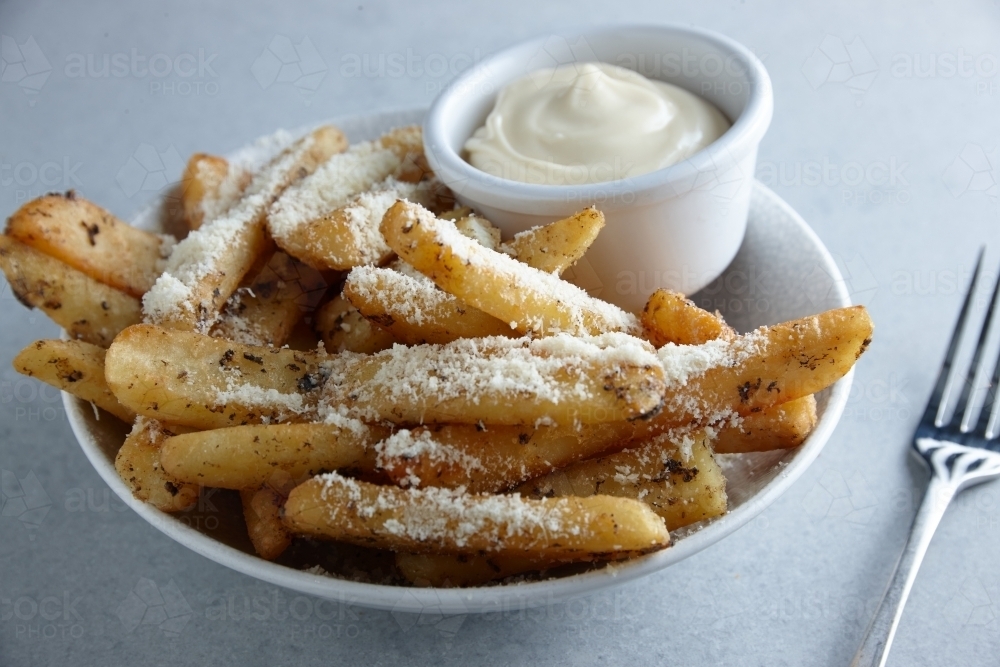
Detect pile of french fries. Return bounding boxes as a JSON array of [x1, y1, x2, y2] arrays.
[[1, 124, 873, 587]]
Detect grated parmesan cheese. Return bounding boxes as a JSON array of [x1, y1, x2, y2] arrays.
[[322, 332, 660, 422], [316, 403, 371, 440], [375, 429, 485, 487], [399, 203, 639, 336], [142, 131, 320, 327], [345, 266, 453, 327], [316, 471, 571, 549], [267, 137, 407, 242]]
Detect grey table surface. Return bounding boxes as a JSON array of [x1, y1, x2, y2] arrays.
[[2, 0, 999, 665]]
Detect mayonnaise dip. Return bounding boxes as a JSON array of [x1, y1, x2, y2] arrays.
[[464, 62, 731, 185]]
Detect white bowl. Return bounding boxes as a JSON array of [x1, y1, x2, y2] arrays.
[[423, 24, 774, 312], [61, 104, 850, 615]]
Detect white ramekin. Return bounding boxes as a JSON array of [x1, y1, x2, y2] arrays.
[[423, 24, 773, 312]]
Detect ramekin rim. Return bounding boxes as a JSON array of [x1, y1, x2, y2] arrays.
[[423, 22, 773, 206]]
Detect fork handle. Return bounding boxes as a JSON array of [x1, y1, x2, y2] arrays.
[[850, 474, 957, 667]]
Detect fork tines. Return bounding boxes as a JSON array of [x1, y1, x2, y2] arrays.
[[920, 247, 1000, 444]]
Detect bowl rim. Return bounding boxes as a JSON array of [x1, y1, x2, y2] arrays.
[[62, 160, 852, 614], [423, 22, 774, 209]]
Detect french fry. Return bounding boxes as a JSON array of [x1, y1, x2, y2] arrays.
[[379, 308, 871, 492], [211, 252, 327, 346], [712, 394, 817, 453], [377, 422, 635, 493], [0, 235, 142, 346], [13, 339, 134, 423], [267, 126, 431, 270], [160, 422, 386, 489], [344, 209, 604, 345], [181, 154, 251, 231], [283, 472, 670, 559], [325, 332, 666, 425], [641, 288, 734, 346], [396, 432, 726, 587], [105, 324, 327, 429], [144, 125, 347, 332], [241, 486, 292, 561], [381, 201, 640, 336], [314, 295, 398, 354], [517, 431, 728, 530], [451, 213, 501, 251], [343, 267, 515, 345], [652, 306, 871, 426], [5, 191, 173, 297], [500, 208, 604, 275], [115, 418, 200, 512]]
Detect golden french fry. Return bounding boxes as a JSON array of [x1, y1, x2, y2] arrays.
[[500, 208, 605, 275], [654, 305, 871, 425], [13, 339, 134, 422], [144, 125, 347, 332], [314, 294, 398, 354], [160, 422, 385, 489], [283, 472, 670, 559], [0, 235, 142, 346], [381, 200, 639, 336], [517, 431, 728, 530], [453, 213, 501, 251], [377, 422, 634, 493], [344, 209, 606, 345], [267, 126, 433, 270], [379, 308, 870, 492], [641, 288, 734, 346], [5, 192, 173, 297], [325, 332, 666, 425], [105, 324, 326, 429], [241, 486, 292, 561], [212, 252, 327, 347], [343, 267, 515, 345], [115, 418, 200, 512], [712, 394, 817, 453], [181, 154, 251, 231]]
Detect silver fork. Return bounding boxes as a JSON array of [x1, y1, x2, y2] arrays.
[[852, 248, 1000, 666]]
